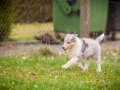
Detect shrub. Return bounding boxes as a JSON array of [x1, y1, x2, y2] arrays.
[[39, 48, 54, 56], [0, 0, 15, 41]]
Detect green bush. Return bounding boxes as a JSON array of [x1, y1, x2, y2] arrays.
[[39, 48, 54, 56], [0, 0, 15, 41]]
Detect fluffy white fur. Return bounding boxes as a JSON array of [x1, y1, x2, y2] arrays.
[[62, 34, 104, 72]]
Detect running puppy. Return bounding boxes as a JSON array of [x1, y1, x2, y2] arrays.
[[62, 34, 104, 72]]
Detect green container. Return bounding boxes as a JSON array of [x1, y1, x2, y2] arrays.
[[53, 0, 108, 33]]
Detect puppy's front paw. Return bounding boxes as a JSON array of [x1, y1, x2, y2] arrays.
[[61, 65, 68, 69], [96, 69, 101, 72], [79, 67, 86, 71]]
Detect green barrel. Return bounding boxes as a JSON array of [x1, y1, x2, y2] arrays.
[[53, 0, 108, 33]]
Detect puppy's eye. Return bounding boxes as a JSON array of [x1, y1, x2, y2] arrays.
[[67, 42, 70, 44], [71, 38, 76, 42]]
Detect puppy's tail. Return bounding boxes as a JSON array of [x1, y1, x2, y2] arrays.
[[95, 34, 104, 43]]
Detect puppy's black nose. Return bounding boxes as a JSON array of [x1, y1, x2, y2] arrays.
[[62, 47, 64, 50]]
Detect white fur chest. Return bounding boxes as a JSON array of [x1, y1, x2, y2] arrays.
[[66, 40, 82, 59]]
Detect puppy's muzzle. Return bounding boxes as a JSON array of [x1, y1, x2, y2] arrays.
[[62, 46, 65, 50], [62, 47, 67, 51]]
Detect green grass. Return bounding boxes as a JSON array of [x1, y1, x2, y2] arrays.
[[0, 49, 120, 90], [9, 22, 53, 41]]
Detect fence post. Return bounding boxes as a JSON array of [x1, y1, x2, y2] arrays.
[[80, 0, 90, 38]]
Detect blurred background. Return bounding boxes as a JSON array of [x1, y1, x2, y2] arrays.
[[0, 0, 120, 56]]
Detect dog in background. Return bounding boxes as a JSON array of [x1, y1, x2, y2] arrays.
[[62, 34, 104, 72]]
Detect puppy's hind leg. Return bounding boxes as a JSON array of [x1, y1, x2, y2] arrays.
[[93, 55, 101, 72]]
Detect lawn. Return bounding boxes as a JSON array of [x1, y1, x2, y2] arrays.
[[0, 48, 120, 90], [9, 22, 53, 41]]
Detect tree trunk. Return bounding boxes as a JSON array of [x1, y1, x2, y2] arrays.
[[80, 0, 90, 38]]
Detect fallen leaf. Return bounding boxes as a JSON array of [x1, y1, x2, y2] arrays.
[[104, 84, 108, 87], [103, 72, 107, 75], [29, 72, 37, 77], [17, 74, 23, 78], [8, 45, 13, 49]]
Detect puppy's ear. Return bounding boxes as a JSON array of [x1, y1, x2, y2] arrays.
[[71, 34, 77, 42], [74, 34, 79, 37], [73, 34, 79, 39]]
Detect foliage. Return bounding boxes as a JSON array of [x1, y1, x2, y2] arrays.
[[0, 49, 120, 90], [14, 0, 52, 23], [39, 48, 54, 56], [0, 0, 16, 41]]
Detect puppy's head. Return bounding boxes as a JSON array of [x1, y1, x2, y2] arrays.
[[62, 34, 78, 51]]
